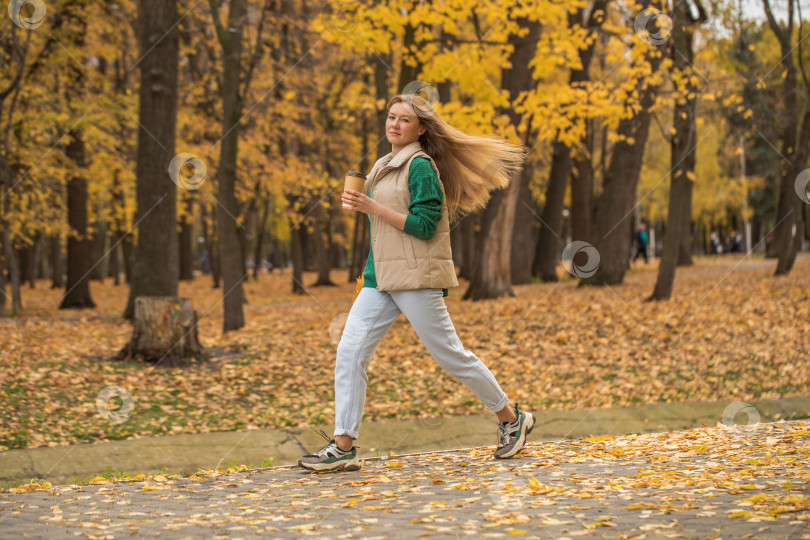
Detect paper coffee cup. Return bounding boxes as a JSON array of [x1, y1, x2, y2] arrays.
[[343, 171, 365, 208]]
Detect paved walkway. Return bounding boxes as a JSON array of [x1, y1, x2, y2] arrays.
[[2, 396, 808, 486], [1, 421, 807, 539]]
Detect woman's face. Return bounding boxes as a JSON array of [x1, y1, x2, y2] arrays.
[[386, 101, 425, 147]]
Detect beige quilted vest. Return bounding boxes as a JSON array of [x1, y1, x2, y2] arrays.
[[363, 142, 458, 291]]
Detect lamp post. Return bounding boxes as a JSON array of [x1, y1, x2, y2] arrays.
[[740, 135, 752, 254]]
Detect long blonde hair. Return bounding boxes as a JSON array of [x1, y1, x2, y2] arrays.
[[390, 94, 526, 221]]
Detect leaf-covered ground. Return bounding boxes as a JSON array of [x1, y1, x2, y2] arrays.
[[1, 421, 808, 538], [1, 255, 808, 451]]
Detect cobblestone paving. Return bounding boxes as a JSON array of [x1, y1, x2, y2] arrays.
[[1, 421, 808, 539]]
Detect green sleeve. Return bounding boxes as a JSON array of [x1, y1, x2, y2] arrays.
[[403, 158, 444, 241]]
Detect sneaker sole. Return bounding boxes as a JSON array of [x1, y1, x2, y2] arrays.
[[298, 456, 362, 472], [494, 412, 536, 459]]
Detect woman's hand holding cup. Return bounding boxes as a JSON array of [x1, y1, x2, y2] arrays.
[[342, 189, 376, 215], [342, 171, 367, 212]]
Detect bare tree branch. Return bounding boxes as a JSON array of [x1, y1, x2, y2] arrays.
[[797, 0, 809, 92], [788, 0, 794, 40], [0, 23, 33, 102], [242, 0, 271, 97], [651, 110, 673, 144], [761, 0, 785, 45], [207, 0, 228, 47]]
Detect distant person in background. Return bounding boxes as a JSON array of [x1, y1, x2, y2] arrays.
[[200, 249, 210, 274], [633, 223, 648, 264], [710, 232, 722, 254], [730, 230, 744, 253]]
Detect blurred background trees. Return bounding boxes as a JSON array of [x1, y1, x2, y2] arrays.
[[0, 0, 808, 330]]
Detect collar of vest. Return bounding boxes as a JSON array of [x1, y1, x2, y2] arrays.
[[370, 142, 425, 186]]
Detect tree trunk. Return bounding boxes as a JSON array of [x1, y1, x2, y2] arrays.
[[762, 0, 810, 275], [571, 122, 594, 242], [272, 236, 285, 269], [585, 36, 665, 286], [397, 23, 422, 93], [349, 211, 369, 282], [0, 162, 22, 313], [330, 196, 347, 271], [464, 186, 518, 300], [237, 217, 249, 286], [253, 198, 269, 280], [310, 201, 336, 286], [1, 223, 22, 313], [201, 204, 220, 287], [50, 234, 62, 289], [179, 198, 194, 281], [535, 141, 571, 282], [290, 218, 305, 294], [118, 297, 205, 363], [677, 181, 694, 266], [374, 54, 391, 159], [60, 131, 96, 310], [0, 238, 5, 317], [123, 0, 179, 319], [213, 0, 248, 332], [650, 0, 701, 300], [89, 220, 105, 282], [18, 244, 34, 288], [300, 222, 314, 271], [511, 159, 536, 285], [35, 232, 47, 282], [534, 2, 608, 281], [804, 203, 810, 248], [773, 145, 806, 274], [456, 213, 477, 280], [244, 193, 257, 279], [450, 223, 463, 271], [109, 170, 124, 285], [464, 17, 539, 300], [122, 232, 133, 284], [26, 241, 36, 288], [108, 231, 120, 284], [349, 83, 372, 283]]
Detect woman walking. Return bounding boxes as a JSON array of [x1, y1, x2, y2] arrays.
[[298, 94, 533, 472]]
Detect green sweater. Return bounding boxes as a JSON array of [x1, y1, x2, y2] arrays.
[[363, 157, 449, 297]]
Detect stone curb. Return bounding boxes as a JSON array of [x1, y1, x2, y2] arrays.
[[1, 395, 807, 485]]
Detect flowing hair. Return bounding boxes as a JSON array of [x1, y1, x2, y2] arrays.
[[390, 94, 526, 221]]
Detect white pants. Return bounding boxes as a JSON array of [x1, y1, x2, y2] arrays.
[[334, 287, 509, 438]]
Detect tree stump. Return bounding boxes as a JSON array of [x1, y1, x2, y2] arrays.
[[119, 297, 205, 363]]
